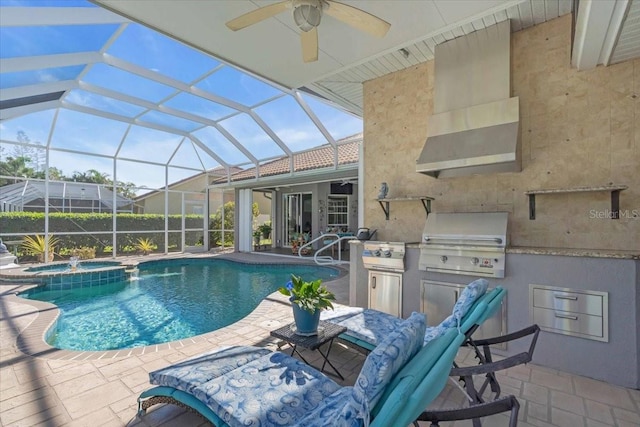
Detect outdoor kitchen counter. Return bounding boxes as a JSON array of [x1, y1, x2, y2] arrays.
[[350, 240, 640, 390], [506, 246, 640, 260], [405, 242, 640, 259]]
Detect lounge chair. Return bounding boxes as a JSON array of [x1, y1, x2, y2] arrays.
[[321, 279, 539, 406], [138, 312, 517, 427], [321, 278, 498, 352]]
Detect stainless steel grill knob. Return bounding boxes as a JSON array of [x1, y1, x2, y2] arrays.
[[471, 257, 479, 265], [440, 256, 448, 263]]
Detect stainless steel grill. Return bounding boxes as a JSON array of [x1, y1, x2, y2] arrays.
[[419, 212, 508, 278], [362, 241, 406, 272]]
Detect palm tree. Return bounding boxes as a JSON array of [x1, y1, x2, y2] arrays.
[[32, 167, 65, 181], [71, 170, 109, 184], [86, 169, 110, 184], [0, 156, 35, 184]]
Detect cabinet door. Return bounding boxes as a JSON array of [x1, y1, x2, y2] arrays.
[[421, 280, 506, 347], [369, 271, 402, 317], [422, 282, 459, 327]]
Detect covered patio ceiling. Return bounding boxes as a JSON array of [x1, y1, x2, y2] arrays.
[[2, 0, 639, 191], [94, 0, 640, 116]]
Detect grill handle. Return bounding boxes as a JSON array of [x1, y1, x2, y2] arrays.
[[423, 236, 503, 244]]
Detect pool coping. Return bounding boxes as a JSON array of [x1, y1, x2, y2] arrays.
[[1, 252, 348, 361]]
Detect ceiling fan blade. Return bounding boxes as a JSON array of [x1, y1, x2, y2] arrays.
[[301, 27, 318, 63], [324, 1, 390, 38], [226, 1, 290, 31]]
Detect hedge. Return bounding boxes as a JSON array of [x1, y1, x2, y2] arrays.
[[0, 212, 210, 255]]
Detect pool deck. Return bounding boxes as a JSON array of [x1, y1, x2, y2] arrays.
[[1, 252, 639, 426]]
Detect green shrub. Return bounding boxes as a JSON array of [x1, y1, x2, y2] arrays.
[[135, 238, 156, 255], [73, 247, 96, 260], [20, 235, 58, 263], [0, 212, 213, 255]]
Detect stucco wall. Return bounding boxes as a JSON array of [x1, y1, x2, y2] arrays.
[[362, 15, 639, 250]]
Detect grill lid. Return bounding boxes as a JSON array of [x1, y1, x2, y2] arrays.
[[420, 212, 508, 278], [422, 212, 508, 248]]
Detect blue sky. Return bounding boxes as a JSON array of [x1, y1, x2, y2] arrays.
[[0, 0, 362, 190]]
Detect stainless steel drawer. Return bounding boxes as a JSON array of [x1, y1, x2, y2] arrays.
[[529, 284, 608, 342], [532, 307, 604, 340], [532, 288, 603, 316]]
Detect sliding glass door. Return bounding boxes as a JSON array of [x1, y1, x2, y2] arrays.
[[283, 193, 312, 246]]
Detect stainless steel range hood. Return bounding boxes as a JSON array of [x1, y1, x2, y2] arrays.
[[417, 20, 520, 178]]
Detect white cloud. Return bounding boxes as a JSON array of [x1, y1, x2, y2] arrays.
[[36, 70, 57, 83], [65, 91, 92, 107]]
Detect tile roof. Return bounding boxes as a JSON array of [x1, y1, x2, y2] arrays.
[[219, 133, 362, 183]]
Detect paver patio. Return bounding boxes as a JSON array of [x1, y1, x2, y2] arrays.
[[1, 253, 638, 426]]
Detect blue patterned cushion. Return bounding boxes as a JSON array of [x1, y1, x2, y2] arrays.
[[423, 324, 450, 345], [352, 312, 426, 414], [294, 387, 362, 427], [320, 306, 364, 323], [331, 309, 404, 347], [449, 279, 489, 328], [192, 351, 341, 427], [149, 346, 271, 394]]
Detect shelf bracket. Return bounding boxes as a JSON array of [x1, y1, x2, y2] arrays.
[[528, 194, 536, 220], [420, 198, 432, 218], [378, 200, 390, 220], [611, 189, 620, 219]]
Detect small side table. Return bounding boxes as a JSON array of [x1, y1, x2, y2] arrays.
[[270, 320, 347, 380]]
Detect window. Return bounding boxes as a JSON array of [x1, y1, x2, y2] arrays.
[[327, 196, 348, 228]]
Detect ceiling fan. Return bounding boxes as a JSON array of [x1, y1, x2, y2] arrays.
[[226, 0, 391, 63]]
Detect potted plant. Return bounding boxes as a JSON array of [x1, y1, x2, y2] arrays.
[[290, 232, 300, 254], [21, 235, 58, 263], [258, 223, 272, 239], [135, 238, 156, 255], [278, 274, 336, 335], [253, 230, 262, 246]]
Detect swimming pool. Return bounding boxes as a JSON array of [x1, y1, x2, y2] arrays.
[[20, 258, 340, 351]]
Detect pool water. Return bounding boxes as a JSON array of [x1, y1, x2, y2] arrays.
[[21, 259, 339, 351]]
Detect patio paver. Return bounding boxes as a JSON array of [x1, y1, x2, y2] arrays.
[[1, 252, 638, 426]]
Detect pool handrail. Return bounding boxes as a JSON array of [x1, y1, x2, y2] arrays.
[[299, 233, 351, 266]]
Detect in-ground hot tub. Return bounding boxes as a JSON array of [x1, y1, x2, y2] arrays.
[[25, 260, 122, 273]]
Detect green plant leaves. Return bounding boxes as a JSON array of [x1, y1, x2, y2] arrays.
[[278, 274, 335, 314]]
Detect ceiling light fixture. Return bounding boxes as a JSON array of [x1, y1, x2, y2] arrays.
[[293, 0, 323, 32]]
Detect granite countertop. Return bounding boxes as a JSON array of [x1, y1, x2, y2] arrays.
[[506, 247, 640, 260], [353, 241, 639, 259]]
